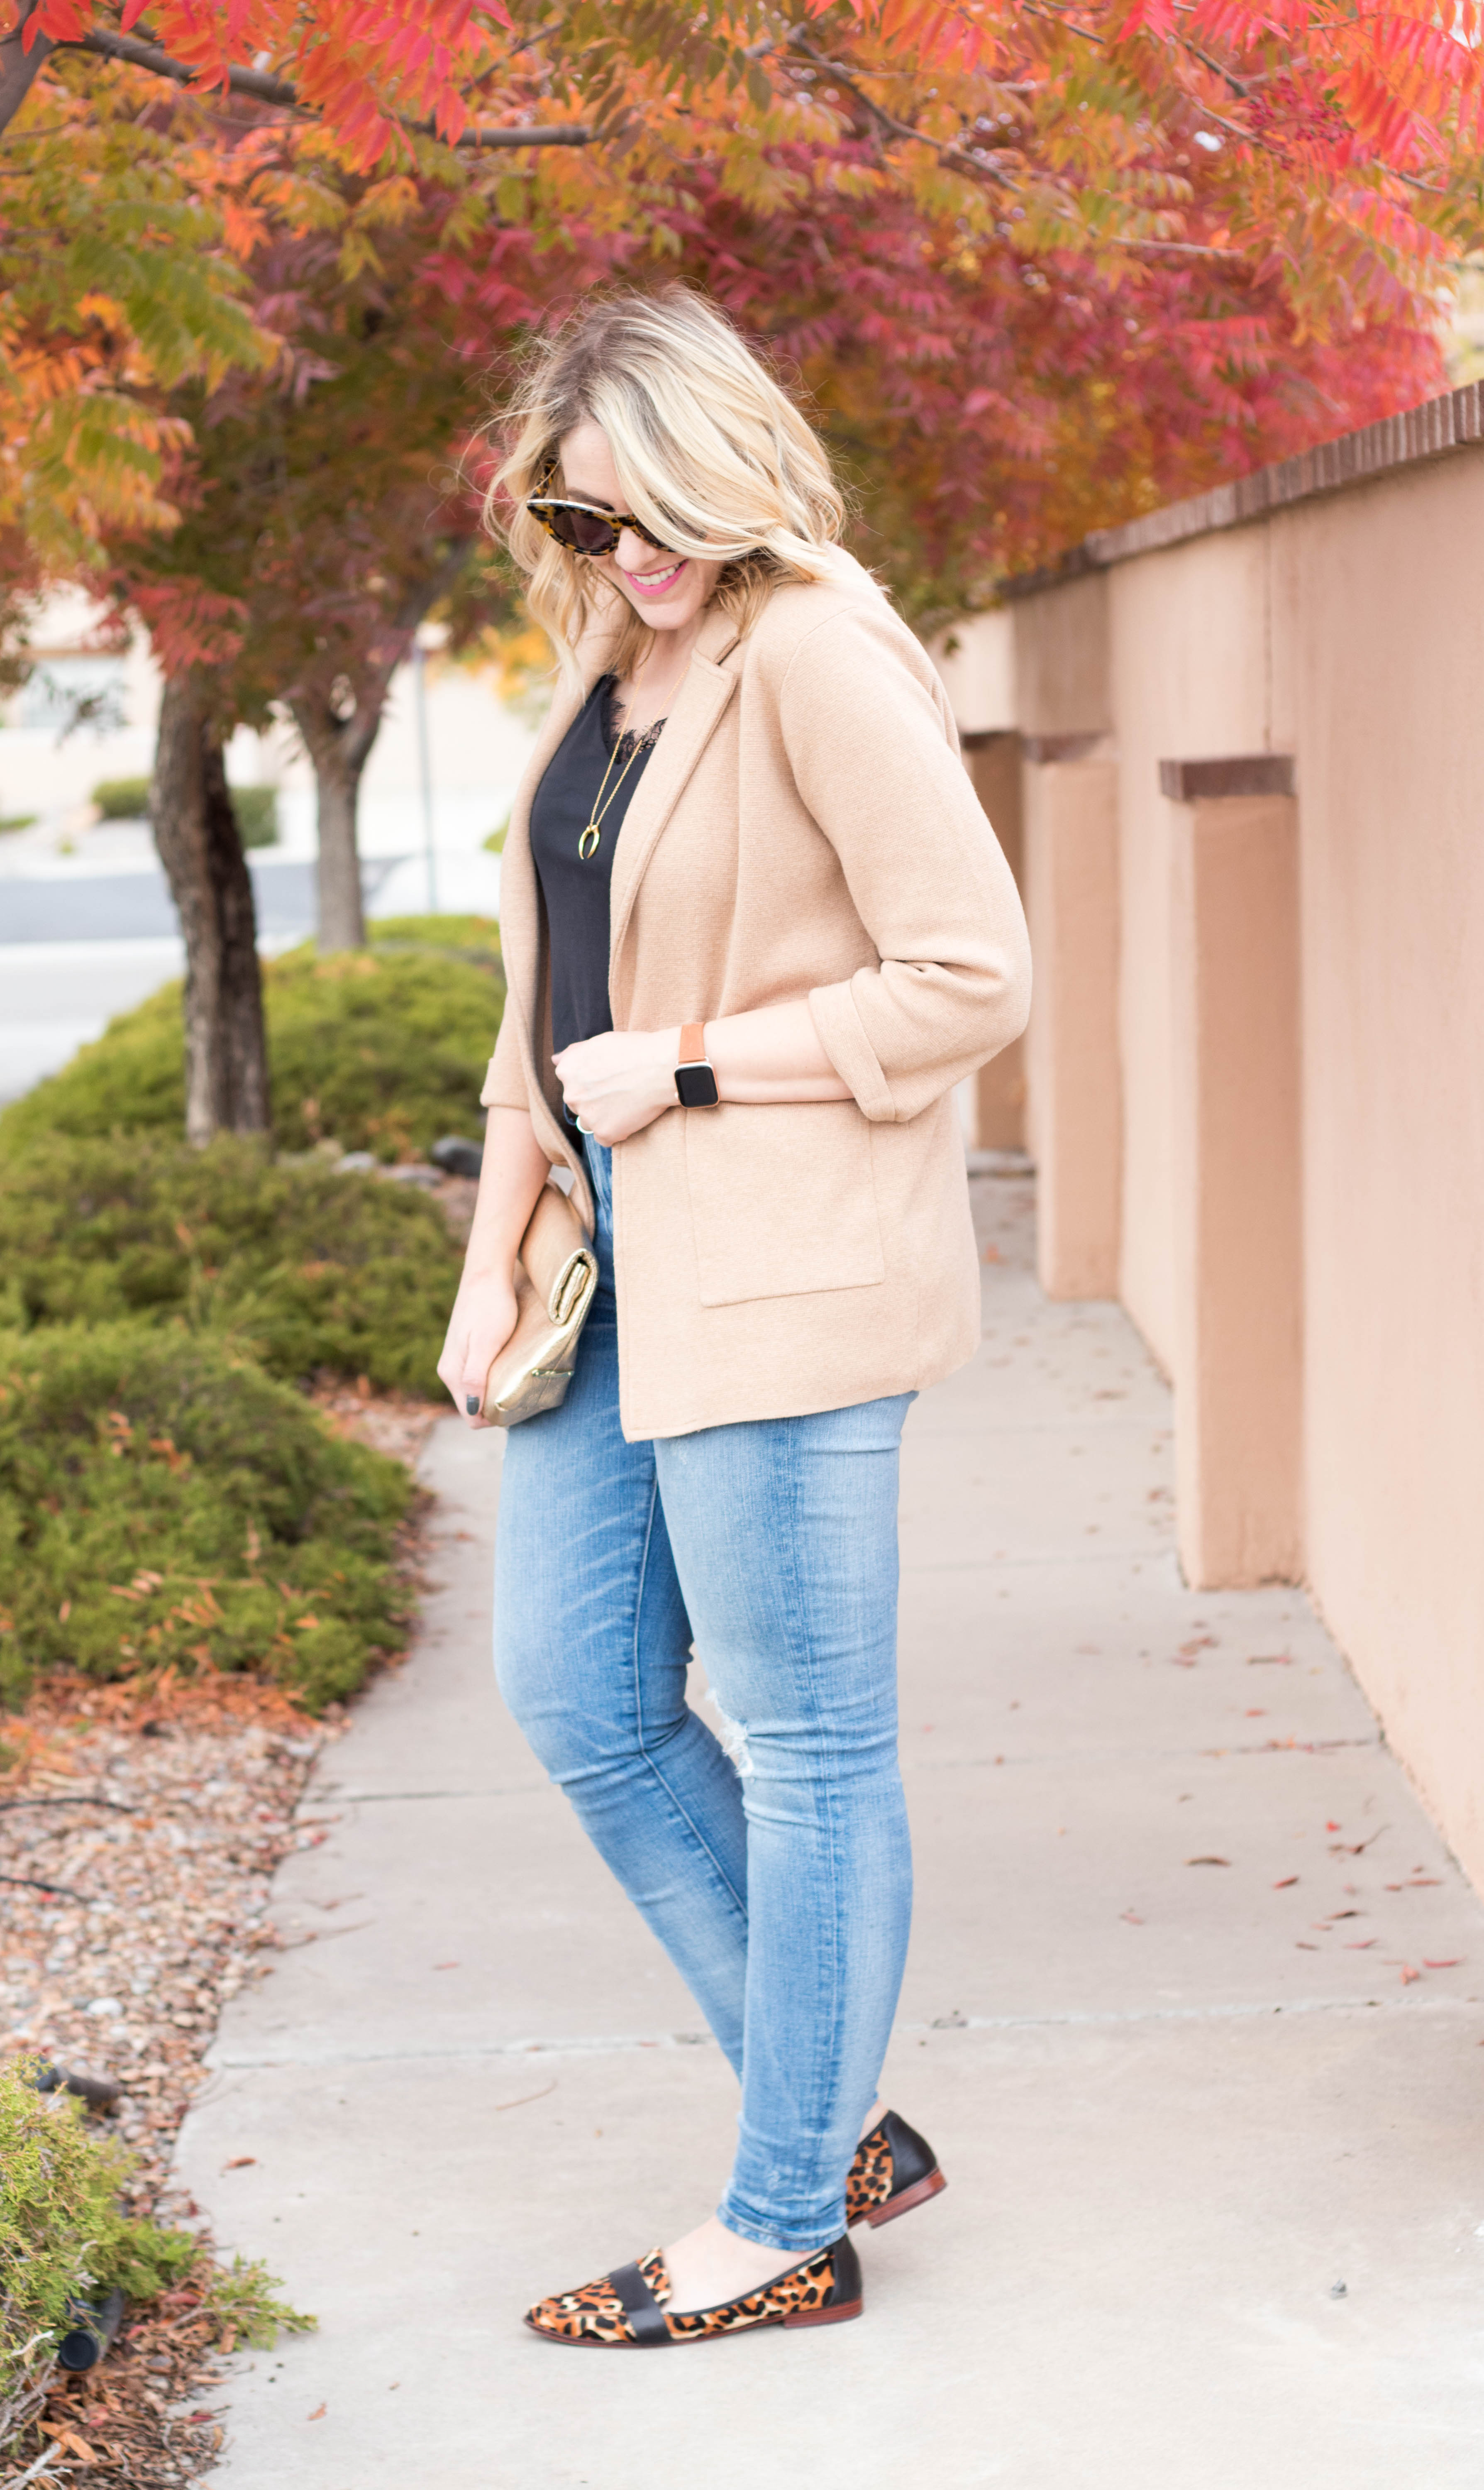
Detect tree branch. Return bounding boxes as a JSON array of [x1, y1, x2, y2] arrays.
[[341, 538, 476, 770], [71, 24, 296, 102], [783, 29, 1020, 191], [57, 24, 593, 147]]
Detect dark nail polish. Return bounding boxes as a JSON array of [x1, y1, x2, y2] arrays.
[[465, 1395, 480, 1416]]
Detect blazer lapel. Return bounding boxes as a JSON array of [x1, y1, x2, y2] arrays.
[[608, 608, 741, 984]]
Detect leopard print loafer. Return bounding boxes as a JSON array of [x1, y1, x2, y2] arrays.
[[523, 2232, 863, 2348], [845, 2109, 947, 2229]]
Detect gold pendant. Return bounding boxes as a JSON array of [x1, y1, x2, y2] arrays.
[[578, 825, 600, 862]]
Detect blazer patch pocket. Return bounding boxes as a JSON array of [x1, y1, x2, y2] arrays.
[[684, 1101, 886, 1307]]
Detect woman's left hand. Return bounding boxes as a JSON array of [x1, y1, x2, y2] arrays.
[[554, 1027, 681, 1144]]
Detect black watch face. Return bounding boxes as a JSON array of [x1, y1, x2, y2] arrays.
[[675, 1062, 720, 1108]]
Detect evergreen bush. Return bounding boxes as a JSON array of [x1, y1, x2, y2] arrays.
[[232, 785, 278, 848], [0, 916, 504, 1164], [89, 777, 277, 842], [90, 777, 151, 819], [0, 2060, 311, 2458], [0, 1134, 461, 1392], [0, 1324, 412, 1711]]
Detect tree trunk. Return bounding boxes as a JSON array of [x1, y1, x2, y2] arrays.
[[291, 540, 476, 953], [288, 696, 372, 951], [0, 2, 55, 144], [151, 672, 271, 1146], [315, 742, 368, 951]]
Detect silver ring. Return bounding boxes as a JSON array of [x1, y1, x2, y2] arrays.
[[576, 1118, 593, 1135]]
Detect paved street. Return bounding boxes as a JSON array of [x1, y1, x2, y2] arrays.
[[0, 857, 484, 1102], [174, 1166, 1484, 2488]]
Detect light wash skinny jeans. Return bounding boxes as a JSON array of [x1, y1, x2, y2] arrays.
[[493, 1138, 913, 2255]]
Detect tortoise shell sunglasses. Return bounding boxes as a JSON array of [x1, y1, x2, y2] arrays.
[[524, 456, 674, 559]]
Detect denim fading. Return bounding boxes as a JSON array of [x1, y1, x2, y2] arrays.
[[493, 1137, 913, 2255]]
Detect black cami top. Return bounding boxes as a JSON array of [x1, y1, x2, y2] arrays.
[[528, 674, 666, 1060]]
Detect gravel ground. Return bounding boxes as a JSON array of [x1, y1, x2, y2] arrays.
[[2, 1392, 445, 2487]]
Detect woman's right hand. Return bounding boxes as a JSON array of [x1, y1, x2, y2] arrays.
[[438, 1267, 520, 1429]]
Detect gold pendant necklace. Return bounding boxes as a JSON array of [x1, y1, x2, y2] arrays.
[[578, 713, 656, 863], [579, 684, 668, 861]]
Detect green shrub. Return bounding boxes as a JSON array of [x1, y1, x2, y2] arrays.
[[0, 1324, 412, 1711], [0, 916, 504, 1164], [0, 2060, 311, 2456], [0, 1134, 461, 1391], [90, 775, 151, 819], [90, 777, 277, 843], [234, 785, 278, 848], [366, 911, 503, 964]]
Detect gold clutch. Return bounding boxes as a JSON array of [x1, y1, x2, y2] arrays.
[[481, 1181, 599, 1427]]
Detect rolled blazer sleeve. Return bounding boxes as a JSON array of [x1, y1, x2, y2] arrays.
[[478, 999, 528, 1112], [781, 604, 1032, 1124]]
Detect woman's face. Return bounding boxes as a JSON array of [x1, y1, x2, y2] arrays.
[[558, 420, 724, 638]]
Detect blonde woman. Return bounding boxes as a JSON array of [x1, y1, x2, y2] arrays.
[[438, 286, 1030, 2347]]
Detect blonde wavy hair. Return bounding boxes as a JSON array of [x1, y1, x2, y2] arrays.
[[486, 286, 845, 683]]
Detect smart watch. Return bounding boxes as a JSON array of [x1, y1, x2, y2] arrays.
[[674, 1021, 720, 1108]]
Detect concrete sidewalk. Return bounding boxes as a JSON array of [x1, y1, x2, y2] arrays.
[[178, 1167, 1484, 2488]]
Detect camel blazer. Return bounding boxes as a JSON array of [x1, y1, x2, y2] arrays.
[[481, 551, 1031, 1440]]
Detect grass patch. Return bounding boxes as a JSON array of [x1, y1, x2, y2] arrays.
[[0, 915, 504, 1164], [0, 1324, 413, 1712], [0, 1134, 461, 1393]]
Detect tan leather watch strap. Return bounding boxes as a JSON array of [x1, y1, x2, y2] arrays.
[[679, 1021, 707, 1065]]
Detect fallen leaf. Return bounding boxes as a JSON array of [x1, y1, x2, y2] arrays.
[[308, 2402, 327, 2421], [222, 2155, 256, 2170], [1326, 1820, 1341, 1833], [1345, 1939, 1377, 1949], [1273, 1875, 1299, 1888], [1423, 1958, 1462, 1970], [1401, 1965, 1422, 1984], [433, 1960, 460, 1970], [1295, 1940, 1319, 1950], [1186, 1856, 1230, 1867]]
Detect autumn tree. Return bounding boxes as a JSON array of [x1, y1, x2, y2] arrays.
[[5, 0, 1482, 1141], [7, 1, 1482, 582]]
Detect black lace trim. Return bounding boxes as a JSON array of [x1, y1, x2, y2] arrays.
[[602, 677, 666, 762]]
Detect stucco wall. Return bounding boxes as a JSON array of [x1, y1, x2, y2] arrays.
[[1278, 461, 1484, 1881], [1108, 532, 1269, 1375], [1007, 434, 1484, 1889]]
